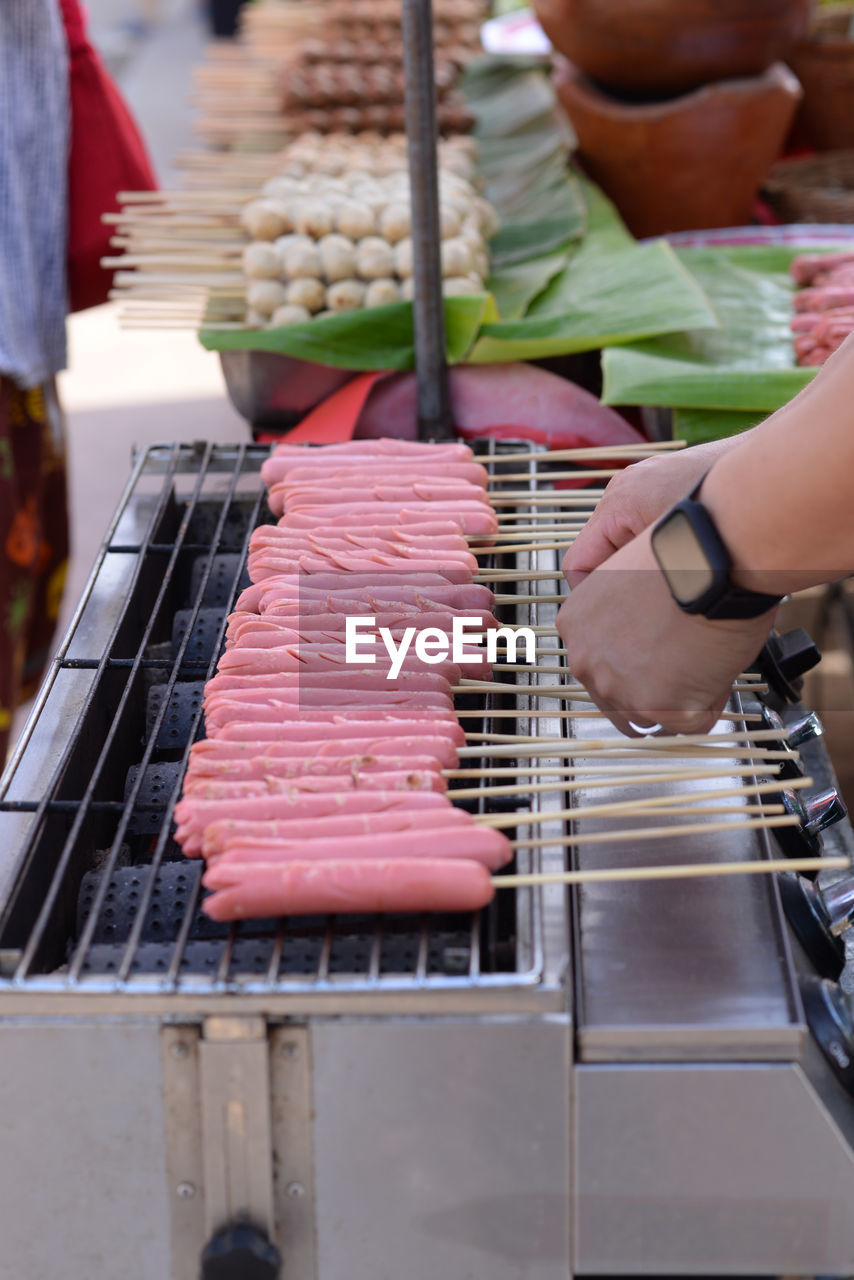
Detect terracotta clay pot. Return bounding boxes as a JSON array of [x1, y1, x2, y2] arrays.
[[533, 0, 810, 96], [788, 5, 854, 151], [553, 59, 803, 238]]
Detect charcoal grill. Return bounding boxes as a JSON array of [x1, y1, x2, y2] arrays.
[[3, 440, 854, 1280]]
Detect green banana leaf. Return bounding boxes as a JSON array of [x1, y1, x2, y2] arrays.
[[462, 56, 586, 263], [200, 294, 496, 369], [467, 182, 719, 363], [487, 249, 569, 320], [601, 245, 817, 412]]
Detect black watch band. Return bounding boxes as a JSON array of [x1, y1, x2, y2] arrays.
[[651, 475, 782, 621]]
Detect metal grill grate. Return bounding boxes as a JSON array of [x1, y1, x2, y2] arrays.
[[0, 440, 571, 1009]]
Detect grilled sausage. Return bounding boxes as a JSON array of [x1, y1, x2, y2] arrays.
[[257, 581, 495, 614], [202, 857, 494, 919], [184, 770, 447, 800], [282, 462, 489, 488], [202, 670, 456, 696], [261, 438, 474, 487], [175, 788, 451, 856], [215, 645, 462, 683], [282, 482, 490, 510], [204, 703, 463, 738], [276, 503, 498, 537], [202, 805, 473, 858], [213, 726, 461, 763]]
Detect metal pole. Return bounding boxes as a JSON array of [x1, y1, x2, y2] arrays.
[[401, 0, 454, 440]]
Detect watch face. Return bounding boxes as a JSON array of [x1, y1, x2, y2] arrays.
[[653, 509, 716, 606]]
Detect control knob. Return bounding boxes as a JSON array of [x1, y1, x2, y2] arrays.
[[201, 1224, 281, 1280], [771, 786, 848, 875], [754, 627, 822, 708], [759, 705, 823, 779], [801, 978, 854, 1098]]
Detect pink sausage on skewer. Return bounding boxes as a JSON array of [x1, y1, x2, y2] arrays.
[[175, 788, 451, 857], [213, 724, 461, 760], [215, 646, 463, 683], [185, 753, 447, 784], [257, 582, 495, 614], [209, 825, 511, 871], [276, 504, 498, 538], [202, 805, 473, 858], [282, 482, 490, 511], [183, 770, 447, 800], [202, 857, 494, 920], [261, 438, 474, 485], [204, 687, 453, 714], [282, 462, 490, 488], [203, 671, 455, 696], [247, 551, 476, 584], [250, 570, 463, 593], [250, 527, 472, 554], [278, 517, 466, 540], [204, 703, 464, 738], [188, 737, 448, 764]]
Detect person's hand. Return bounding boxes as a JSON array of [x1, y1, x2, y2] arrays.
[[563, 438, 736, 587], [557, 529, 778, 736]]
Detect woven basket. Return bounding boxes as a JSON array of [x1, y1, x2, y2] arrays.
[[761, 150, 854, 222]]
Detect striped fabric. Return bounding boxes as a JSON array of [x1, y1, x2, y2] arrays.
[[0, 2, 69, 390]]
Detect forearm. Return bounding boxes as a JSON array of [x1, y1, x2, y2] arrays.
[[699, 333, 854, 594]]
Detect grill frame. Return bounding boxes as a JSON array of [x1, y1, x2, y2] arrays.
[[0, 439, 572, 1013]]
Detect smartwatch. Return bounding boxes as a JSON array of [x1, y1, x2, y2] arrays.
[[650, 476, 782, 620]]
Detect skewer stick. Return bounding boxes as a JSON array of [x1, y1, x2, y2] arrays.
[[465, 727, 783, 747], [475, 570, 564, 582], [458, 678, 750, 696], [472, 542, 570, 555], [496, 499, 604, 511], [450, 763, 780, 797], [458, 742, 793, 761], [454, 707, 762, 722], [478, 777, 812, 830], [492, 662, 768, 685], [511, 814, 804, 851], [484, 442, 686, 465], [473, 527, 586, 540], [447, 763, 782, 784], [494, 595, 566, 605], [494, 853, 849, 886], [488, 468, 625, 484], [491, 493, 609, 506]]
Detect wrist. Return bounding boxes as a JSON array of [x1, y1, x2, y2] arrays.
[[650, 472, 782, 619], [695, 459, 798, 597]]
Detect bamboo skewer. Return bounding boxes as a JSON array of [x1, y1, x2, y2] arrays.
[[454, 708, 762, 722], [472, 542, 570, 555], [475, 570, 565, 582], [446, 763, 782, 784], [490, 493, 616, 506], [477, 777, 812, 830], [488, 469, 625, 485], [494, 854, 850, 887], [455, 676, 764, 694], [484, 442, 686, 464], [495, 511, 599, 523], [511, 814, 804, 851], [458, 739, 792, 761], [494, 595, 566, 605], [465, 728, 782, 747], [450, 763, 780, 797]]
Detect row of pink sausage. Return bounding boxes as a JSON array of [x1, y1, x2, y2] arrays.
[[174, 439, 519, 922]]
